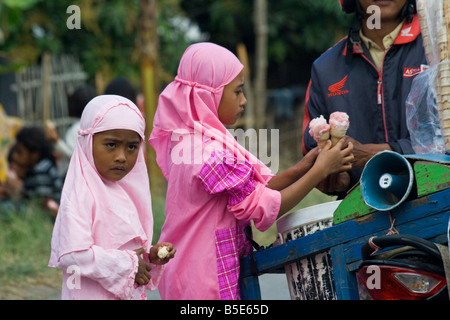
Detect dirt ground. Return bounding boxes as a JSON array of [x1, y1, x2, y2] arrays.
[[0, 271, 61, 300]]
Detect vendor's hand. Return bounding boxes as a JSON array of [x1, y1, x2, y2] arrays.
[[149, 242, 176, 265], [344, 136, 391, 170], [134, 247, 152, 286], [316, 171, 351, 194]]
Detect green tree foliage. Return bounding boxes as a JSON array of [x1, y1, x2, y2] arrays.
[[1, 0, 352, 86], [267, 0, 352, 63], [0, 0, 195, 86], [179, 0, 254, 51], [180, 0, 352, 58]]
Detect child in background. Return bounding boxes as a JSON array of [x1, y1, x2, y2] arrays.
[[104, 78, 146, 119], [104, 78, 137, 105], [49, 95, 175, 300], [0, 144, 24, 207], [65, 85, 97, 152], [149, 42, 353, 300], [45, 85, 97, 179], [9, 126, 62, 216]]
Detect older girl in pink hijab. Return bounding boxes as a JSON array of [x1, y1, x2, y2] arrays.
[[149, 42, 353, 300], [49, 95, 175, 300]]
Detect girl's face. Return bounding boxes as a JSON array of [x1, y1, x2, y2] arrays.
[[217, 70, 247, 126], [92, 129, 141, 181]]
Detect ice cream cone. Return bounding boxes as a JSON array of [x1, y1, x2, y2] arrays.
[[309, 115, 330, 148], [330, 128, 347, 146], [329, 111, 349, 146], [317, 131, 330, 149]]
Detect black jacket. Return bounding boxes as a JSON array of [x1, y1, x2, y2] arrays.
[[302, 15, 427, 193]]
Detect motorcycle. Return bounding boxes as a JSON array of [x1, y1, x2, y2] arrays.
[[356, 234, 449, 300]]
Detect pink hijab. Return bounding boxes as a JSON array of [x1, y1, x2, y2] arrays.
[[149, 42, 272, 183], [49, 95, 154, 265]]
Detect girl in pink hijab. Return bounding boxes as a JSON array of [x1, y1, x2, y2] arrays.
[[149, 42, 353, 300], [49, 95, 175, 300]]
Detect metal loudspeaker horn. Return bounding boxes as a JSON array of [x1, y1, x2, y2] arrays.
[[360, 150, 414, 211]]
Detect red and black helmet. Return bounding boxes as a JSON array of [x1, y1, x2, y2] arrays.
[[339, 0, 357, 14]]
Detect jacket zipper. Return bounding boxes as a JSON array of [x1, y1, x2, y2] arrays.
[[377, 80, 382, 105], [359, 49, 390, 142]]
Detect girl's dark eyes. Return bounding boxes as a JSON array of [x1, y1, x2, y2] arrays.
[[105, 143, 138, 151], [128, 145, 138, 151]]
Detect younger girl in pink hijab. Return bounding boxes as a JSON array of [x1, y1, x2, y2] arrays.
[[149, 42, 353, 300], [49, 95, 175, 300]]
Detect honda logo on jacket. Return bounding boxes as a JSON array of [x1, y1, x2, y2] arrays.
[[328, 75, 349, 97]]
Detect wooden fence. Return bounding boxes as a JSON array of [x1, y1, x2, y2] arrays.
[[10, 54, 88, 135]]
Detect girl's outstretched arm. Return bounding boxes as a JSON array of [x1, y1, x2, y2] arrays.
[[277, 139, 353, 218], [267, 147, 320, 191]]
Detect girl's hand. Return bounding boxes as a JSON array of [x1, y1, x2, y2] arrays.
[[134, 248, 152, 286], [295, 146, 319, 172], [149, 242, 176, 265], [315, 138, 354, 177]]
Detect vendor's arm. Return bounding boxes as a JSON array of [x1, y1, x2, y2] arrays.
[[315, 137, 390, 195], [345, 136, 391, 170]]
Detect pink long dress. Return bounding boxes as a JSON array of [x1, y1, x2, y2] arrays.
[[49, 95, 162, 300], [157, 135, 280, 300], [149, 42, 281, 299]]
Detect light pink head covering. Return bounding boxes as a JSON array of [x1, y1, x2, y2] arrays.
[[149, 42, 272, 183], [50, 95, 153, 265]]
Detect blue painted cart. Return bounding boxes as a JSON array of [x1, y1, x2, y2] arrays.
[[239, 154, 450, 300]]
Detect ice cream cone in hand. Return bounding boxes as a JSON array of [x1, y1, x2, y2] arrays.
[[309, 115, 330, 149], [317, 131, 330, 149], [329, 111, 349, 146]]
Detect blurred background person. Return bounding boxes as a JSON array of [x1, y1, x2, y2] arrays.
[[10, 126, 62, 217]]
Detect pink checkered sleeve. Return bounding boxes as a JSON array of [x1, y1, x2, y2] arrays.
[[199, 150, 256, 206]]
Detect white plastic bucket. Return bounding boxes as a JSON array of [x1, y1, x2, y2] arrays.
[[276, 200, 341, 300]]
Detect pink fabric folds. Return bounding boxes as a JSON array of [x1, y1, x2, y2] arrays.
[[199, 150, 256, 206], [149, 42, 272, 184], [49, 95, 154, 266]]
